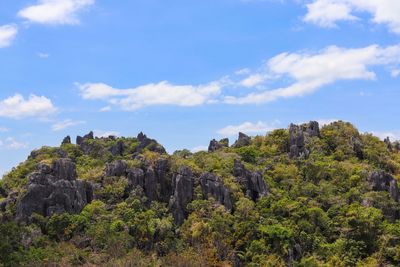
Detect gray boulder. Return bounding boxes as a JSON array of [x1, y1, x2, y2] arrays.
[[369, 171, 399, 201], [15, 159, 93, 222], [289, 121, 320, 158], [169, 166, 194, 225], [109, 140, 125, 156], [136, 132, 166, 154], [200, 172, 233, 211], [127, 168, 145, 190], [208, 138, 229, 152], [233, 159, 268, 201], [105, 160, 127, 177], [233, 132, 251, 148], [62, 136, 71, 145]]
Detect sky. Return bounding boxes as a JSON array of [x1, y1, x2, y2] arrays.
[[0, 0, 400, 175]]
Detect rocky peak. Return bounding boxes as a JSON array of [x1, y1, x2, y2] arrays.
[[233, 132, 251, 148], [109, 140, 125, 156], [62, 135, 71, 145], [289, 121, 320, 158], [135, 132, 166, 154], [76, 131, 94, 146], [208, 138, 229, 152]]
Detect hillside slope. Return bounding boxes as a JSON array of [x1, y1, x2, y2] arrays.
[[1, 121, 400, 266]]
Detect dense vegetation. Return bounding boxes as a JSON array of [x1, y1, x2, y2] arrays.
[[1, 121, 400, 267]]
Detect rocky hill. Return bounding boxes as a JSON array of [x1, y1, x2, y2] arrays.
[[1, 121, 400, 266]]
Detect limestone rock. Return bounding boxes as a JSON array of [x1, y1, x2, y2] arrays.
[[62, 136, 71, 145], [105, 160, 127, 177], [15, 159, 93, 222], [289, 121, 320, 158], [200, 172, 233, 210], [208, 138, 229, 152], [169, 166, 194, 225], [136, 132, 166, 154], [233, 159, 268, 201], [369, 171, 399, 202], [109, 140, 125, 156], [233, 132, 251, 148]]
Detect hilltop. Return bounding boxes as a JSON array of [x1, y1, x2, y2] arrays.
[[1, 121, 400, 266]]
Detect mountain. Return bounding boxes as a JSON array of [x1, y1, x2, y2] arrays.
[[1, 121, 400, 266]]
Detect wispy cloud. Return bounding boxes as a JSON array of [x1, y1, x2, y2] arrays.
[[303, 0, 400, 34], [0, 137, 28, 150], [218, 121, 280, 136], [38, 52, 50, 58], [78, 44, 400, 109], [191, 145, 208, 153], [18, 0, 95, 25], [0, 24, 18, 48], [51, 119, 86, 131], [77, 81, 223, 110], [0, 94, 57, 119]]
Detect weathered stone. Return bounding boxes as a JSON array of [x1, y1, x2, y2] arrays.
[[136, 132, 166, 154], [15, 159, 93, 222], [233, 132, 251, 148], [109, 140, 125, 156], [169, 166, 194, 225], [200, 172, 233, 211], [155, 158, 172, 202], [144, 168, 158, 201], [369, 171, 399, 202], [105, 160, 127, 177], [208, 138, 229, 152], [62, 136, 71, 145], [233, 159, 268, 201], [127, 168, 145, 190], [289, 121, 320, 158]]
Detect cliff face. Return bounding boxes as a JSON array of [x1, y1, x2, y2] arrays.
[[1, 121, 400, 266]]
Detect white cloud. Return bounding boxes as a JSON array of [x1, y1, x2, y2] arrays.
[[303, 0, 400, 34], [370, 131, 400, 141], [0, 24, 18, 48], [0, 94, 57, 119], [0, 137, 28, 150], [239, 74, 267, 88], [51, 119, 85, 131], [18, 0, 95, 25], [38, 52, 50, 58], [0, 127, 9, 133], [94, 130, 120, 138], [100, 106, 112, 112], [391, 68, 400, 77], [224, 44, 400, 104], [317, 118, 339, 126], [78, 81, 223, 110], [217, 121, 280, 136], [191, 145, 208, 153]]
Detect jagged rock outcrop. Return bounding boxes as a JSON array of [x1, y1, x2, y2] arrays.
[[368, 171, 399, 202], [233, 132, 251, 148], [169, 167, 194, 225], [76, 131, 94, 146], [15, 159, 93, 222], [106, 160, 128, 177], [289, 121, 320, 158], [154, 158, 172, 202], [62, 136, 71, 145], [109, 140, 125, 156], [127, 168, 145, 190], [208, 138, 229, 152], [233, 159, 268, 201], [136, 132, 166, 154], [200, 172, 233, 211]]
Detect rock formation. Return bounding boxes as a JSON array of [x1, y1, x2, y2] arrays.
[[136, 132, 166, 154], [208, 138, 229, 152], [169, 167, 194, 225], [233, 159, 268, 201], [233, 132, 251, 148], [62, 135, 71, 145], [15, 159, 93, 223], [109, 140, 125, 156], [289, 121, 320, 158], [200, 172, 233, 210], [368, 171, 399, 202]]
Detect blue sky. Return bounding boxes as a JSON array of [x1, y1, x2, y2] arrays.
[[0, 0, 400, 175]]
